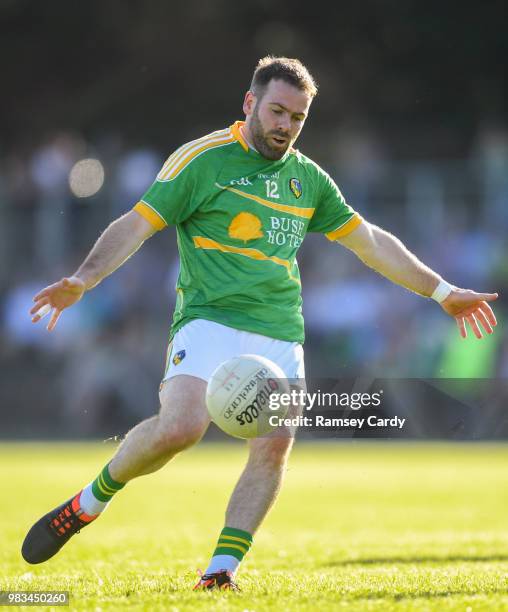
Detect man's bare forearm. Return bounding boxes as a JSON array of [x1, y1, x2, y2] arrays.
[[340, 222, 443, 297], [75, 210, 156, 290]]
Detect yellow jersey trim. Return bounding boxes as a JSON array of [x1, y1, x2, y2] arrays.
[[193, 236, 300, 284], [216, 183, 315, 219], [158, 131, 234, 181], [325, 214, 363, 241], [133, 201, 167, 231], [230, 120, 249, 152], [160, 129, 231, 178]]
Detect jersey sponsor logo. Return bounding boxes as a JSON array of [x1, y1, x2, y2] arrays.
[[267, 216, 305, 247], [289, 178, 302, 199], [173, 349, 186, 365], [228, 212, 263, 242]]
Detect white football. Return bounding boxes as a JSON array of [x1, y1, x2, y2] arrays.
[[206, 354, 290, 439]]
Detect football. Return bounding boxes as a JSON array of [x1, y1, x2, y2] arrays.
[[206, 354, 290, 439]]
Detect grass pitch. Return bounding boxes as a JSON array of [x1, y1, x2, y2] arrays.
[[1, 441, 508, 611]]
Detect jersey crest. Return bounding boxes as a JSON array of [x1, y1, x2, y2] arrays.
[[289, 178, 302, 199]]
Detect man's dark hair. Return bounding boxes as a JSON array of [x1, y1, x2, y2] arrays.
[[250, 56, 318, 99]]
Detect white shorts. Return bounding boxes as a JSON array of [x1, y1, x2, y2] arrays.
[[162, 319, 305, 383]]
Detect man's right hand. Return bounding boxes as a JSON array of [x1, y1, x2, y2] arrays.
[[30, 276, 86, 331]]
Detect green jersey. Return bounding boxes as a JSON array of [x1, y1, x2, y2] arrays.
[[134, 121, 362, 343]]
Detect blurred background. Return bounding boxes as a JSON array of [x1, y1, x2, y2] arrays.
[[1, 0, 507, 439]]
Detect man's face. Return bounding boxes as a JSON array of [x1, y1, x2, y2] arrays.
[[244, 79, 312, 160]]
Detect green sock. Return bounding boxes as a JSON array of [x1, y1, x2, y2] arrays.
[[205, 527, 253, 574], [90, 464, 125, 503]]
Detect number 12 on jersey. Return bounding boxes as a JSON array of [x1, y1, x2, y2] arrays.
[[265, 180, 279, 199]]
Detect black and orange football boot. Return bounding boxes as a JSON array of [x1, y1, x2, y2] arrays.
[[21, 491, 98, 564], [193, 569, 240, 591]]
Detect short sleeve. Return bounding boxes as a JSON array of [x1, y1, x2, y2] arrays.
[[307, 168, 362, 240], [133, 146, 210, 230]]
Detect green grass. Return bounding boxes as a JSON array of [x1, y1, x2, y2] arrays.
[[1, 442, 508, 610]]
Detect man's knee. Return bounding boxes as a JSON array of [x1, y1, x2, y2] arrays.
[[152, 418, 205, 455], [153, 374, 209, 456]]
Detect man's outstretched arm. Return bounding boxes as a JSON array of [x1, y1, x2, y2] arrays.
[[336, 221, 498, 339], [31, 210, 157, 331]]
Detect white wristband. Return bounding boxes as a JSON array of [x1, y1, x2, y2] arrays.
[[431, 279, 453, 303]]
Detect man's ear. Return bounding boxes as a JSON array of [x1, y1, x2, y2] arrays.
[[243, 90, 256, 116]]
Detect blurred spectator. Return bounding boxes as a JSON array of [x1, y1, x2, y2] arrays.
[[331, 122, 388, 214], [58, 313, 157, 437], [473, 122, 508, 231], [112, 147, 161, 217], [437, 325, 501, 379], [30, 133, 84, 274]]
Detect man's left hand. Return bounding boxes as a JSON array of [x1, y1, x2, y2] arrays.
[[441, 289, 498, 339]]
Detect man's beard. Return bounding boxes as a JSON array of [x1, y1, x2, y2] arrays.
[[250, 107, 291, 161]]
